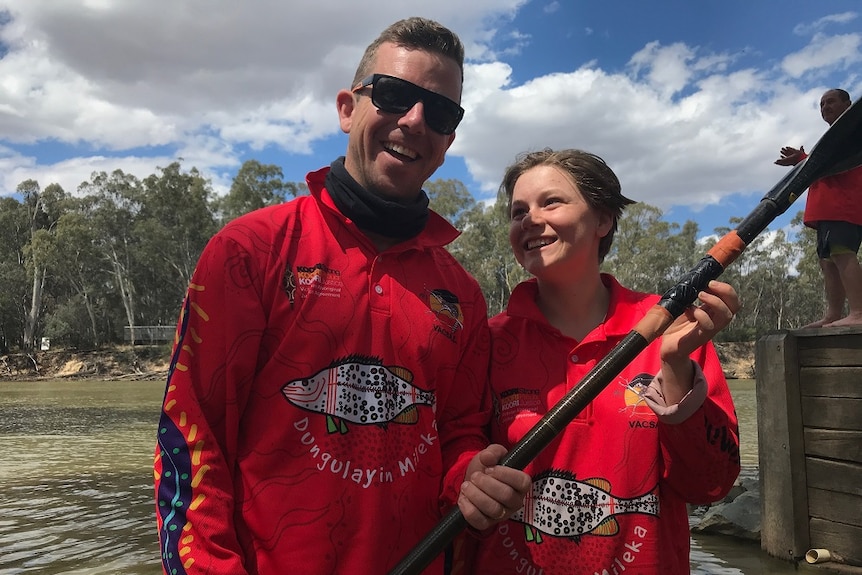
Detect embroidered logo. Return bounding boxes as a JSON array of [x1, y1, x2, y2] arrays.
[[427, 288, 464, 341], [295, 263, 343, 299], [497, 387, 542, 425]]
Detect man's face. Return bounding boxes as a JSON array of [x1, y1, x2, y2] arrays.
[[820, 90, 851, 125], [336, 42, 461, 203]]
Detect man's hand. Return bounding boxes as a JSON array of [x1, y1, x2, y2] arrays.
[[774, 145, 805, 166], [457, 444, 531, 531]]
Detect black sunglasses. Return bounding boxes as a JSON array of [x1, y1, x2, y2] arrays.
[[352, 74, 464, 135]]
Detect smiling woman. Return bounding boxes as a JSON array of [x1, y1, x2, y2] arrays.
[[434, 147, 745, 575]]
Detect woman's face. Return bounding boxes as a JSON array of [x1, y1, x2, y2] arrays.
[[508, 164, 612, 280]]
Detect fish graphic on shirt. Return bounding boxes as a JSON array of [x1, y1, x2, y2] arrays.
[[513, 469, 659, 544], [281, 355, 434, 434]]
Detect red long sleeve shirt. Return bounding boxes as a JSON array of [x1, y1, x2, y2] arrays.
[[155, 166, 492, 575], [467, 276, 740, 575]]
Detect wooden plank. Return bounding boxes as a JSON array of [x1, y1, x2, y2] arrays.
[[798, 333, 862, 367], [801, 398, 862, 430], [806, 458, 862, 497], [756, 332, 810, 558], [799, 367, 862, 398], [794, 325, 862, 339], [805, 429, 862, 463], [809, 517, 862, 566], [807, 489, 862, 526]]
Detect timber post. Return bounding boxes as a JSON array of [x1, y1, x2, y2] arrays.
[[756, 326, 862, 568]]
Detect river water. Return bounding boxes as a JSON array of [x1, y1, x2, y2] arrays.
[[0, 378, 824, 574]]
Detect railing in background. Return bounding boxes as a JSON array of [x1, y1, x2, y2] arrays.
[[124, 325, 174, 344]]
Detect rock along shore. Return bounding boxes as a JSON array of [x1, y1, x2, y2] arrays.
[[689, 465, 760, 541]]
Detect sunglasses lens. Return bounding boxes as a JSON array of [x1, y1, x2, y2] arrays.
[[424, 97, 463, 135], [372, 76, 462, 135], [373, 77, 415, 114]]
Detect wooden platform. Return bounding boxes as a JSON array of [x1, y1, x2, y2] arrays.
[[757, 325, 862, 570]]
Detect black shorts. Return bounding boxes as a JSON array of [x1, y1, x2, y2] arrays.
[[815, 221, 862, 259]]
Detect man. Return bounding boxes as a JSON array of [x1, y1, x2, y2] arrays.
[[776, 88, 862, 328], [154, 17, 529, 575]]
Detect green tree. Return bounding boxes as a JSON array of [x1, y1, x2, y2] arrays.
[[45, 199, 111, 347], [426, 178, 475, 229], [217, 160, 292, 225], [0, 196, 29, 353], [79, 169, 145, 344], [786, 211, 823, 326], [759, 227, 801, 331], [449, 190, 528, 315], [19, 181, 70, 351], [123, 162, 217, 333], [604, 203, 696, 295]]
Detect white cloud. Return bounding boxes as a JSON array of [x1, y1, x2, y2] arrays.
[[0, 0, 860, 232], [0, 0, 528, 195], [453, 32, 859, 216], [793, 11, 857, 36], [0, 147, 179, 195], [628, 42, 696, 98], [781, 33, 862, 78]]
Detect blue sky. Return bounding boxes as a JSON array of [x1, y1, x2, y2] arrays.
[[0, 1, 859, 238]]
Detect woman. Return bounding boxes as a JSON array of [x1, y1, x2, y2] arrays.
[[468, 149, 741, 575]]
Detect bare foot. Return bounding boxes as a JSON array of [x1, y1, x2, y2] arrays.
[[823, 313, 862, 327], [801, 317, 839, 329]]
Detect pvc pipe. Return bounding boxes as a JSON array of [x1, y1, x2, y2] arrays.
[[805, 549, 832, 564]]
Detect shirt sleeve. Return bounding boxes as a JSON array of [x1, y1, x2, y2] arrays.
[[437, 283, 493, 509], [642, 360, 708, 424], [650, 344, 741, 505], [155, 232, 262, 575]]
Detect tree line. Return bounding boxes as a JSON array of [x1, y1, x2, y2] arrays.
[[0, 159, 825, 353]]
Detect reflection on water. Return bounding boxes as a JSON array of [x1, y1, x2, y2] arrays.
[[727, 379, 758, 468], [1, 476, 161, 575], [0, 378, 811, 574], [691, 534, 821, 575], [0, 380, 164, 575]]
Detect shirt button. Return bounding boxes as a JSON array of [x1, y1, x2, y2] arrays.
[[374, 285, 383, 295], [570, 355, 579, 363]]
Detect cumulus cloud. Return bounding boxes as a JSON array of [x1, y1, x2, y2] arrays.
[[781, 33, 862, 78], [0, 0, 860, 230], [793, 11, 857, 36], [454, 24, 860, 216], [0, 0, 527, 194]]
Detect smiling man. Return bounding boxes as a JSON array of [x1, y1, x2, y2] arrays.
[[153, 16, 530, 575]]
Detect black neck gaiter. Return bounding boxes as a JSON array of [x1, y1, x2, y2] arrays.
[[325, 157, 429, 240]]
